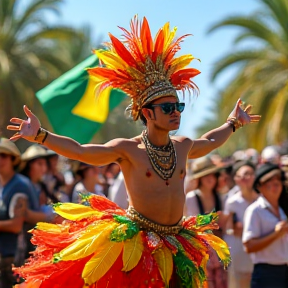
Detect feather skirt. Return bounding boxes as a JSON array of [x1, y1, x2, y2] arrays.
[[14, 194, 231, 288]]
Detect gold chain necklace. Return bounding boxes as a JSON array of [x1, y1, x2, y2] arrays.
[[142, 130, 177, 185]]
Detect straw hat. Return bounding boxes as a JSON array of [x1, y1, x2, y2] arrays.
[[192, 157, 220, 179], [0, 138, 21, 166], [70, 160, 93, 175], [21, 145, 48, 162], [46, 149, 58, 157]]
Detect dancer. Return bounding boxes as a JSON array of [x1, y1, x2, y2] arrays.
[[7, 16, 260, 288]]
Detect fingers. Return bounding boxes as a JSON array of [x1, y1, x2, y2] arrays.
[[10, 132, 22, 142], [23, 105, 34, 118], [244, 104, 252, 114], [7, 125, 20, 131], [10, 118, 24, 124], [249, 115, 261, 123]]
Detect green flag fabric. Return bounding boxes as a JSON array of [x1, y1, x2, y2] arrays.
[[36, 55, 126, 143]]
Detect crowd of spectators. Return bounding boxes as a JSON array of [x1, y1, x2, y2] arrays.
[[0, 137, 287, 288]]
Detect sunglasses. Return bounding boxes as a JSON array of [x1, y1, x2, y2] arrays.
[[147, 102, 185, 115]]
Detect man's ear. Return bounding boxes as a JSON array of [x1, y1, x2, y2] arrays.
[[142, 108, 153, 120]]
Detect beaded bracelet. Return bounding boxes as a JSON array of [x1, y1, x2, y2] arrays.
[[34, 127, 49, 144], [226, 117, 243, 132]]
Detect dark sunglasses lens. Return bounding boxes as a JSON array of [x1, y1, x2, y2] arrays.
[[161, 103, 174, 114], [177, 103, 185, 113]]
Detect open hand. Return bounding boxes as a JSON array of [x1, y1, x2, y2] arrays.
[[7, 105, 40, 142], [228, 99, 261, 126]]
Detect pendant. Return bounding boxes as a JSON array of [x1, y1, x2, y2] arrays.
[[165, 180, 169, 186]]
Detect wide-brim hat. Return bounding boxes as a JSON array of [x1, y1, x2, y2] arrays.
[[70, 160, 93, 175], [253, 163, 282, 192], [46, 149, 58, 157], [0, 138, 21, 166], [19, 145, 49, 172], [192, 156, 220, 179], [21, 145, 48, 162]]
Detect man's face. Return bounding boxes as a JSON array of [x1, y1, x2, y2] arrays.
[[0, 152, 14, 175], [146, 96, 184, 131]]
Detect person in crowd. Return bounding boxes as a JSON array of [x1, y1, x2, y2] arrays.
[[184, 159, 199, 194], [242, 163, 288, 288], [223, 161, 258, 288], [278, 155, 288, 217], [185, 156, 227, 288], [260, 145, 280, 165], [100, 163, 121, 196], [217, 162, 235, 205], [21, 145, 59, 208], [19, 145, 57, 264], [71, 161, 106, 203], [245, 148, 260, 166], [43, 149, 68, 202], [0, 138, 38, 288], [108, 171, 129, 209]]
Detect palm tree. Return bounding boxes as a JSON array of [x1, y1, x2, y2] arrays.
[[0, 0, 88, 137], [197, 0, 288, 152]]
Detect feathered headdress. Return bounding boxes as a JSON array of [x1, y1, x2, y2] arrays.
[[88, 15, 201, 121]]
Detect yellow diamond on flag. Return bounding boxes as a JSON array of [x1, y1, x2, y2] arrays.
[[72, 79, 111, 123]]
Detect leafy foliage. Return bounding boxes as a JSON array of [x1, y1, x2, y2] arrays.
[[0, 0, 90, 137], [197, 0, 288, 153]]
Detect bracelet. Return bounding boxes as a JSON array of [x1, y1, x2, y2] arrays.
[[226, 117, 243, 132], [34, 128, 49, 144]]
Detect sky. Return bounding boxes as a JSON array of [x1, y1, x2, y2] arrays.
[[47, 0, 262, 138]]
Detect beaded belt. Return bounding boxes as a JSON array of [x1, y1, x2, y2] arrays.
[[126, 206, 182, 235]]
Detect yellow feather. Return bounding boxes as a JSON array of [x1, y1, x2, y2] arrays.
[[153, 246, 173, 287], [57, 221, 118, 261], [95, 50, 127, 70], [164, 27, 177, 51], [162, 22, 170, 43], [53, 203, 104, 221], [170, 55, 194, 71], [82, 241, 123, 285], [122, 232, 144, 272], [36, 222, 63, 233], [200, 234, 231, 268]]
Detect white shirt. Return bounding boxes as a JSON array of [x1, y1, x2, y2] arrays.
[[72, 181, 106, 203], [185, 190, 202, 216], [108, 172, 128, 209], [242, 196, 288, 265], [224, 191, 255, 273]]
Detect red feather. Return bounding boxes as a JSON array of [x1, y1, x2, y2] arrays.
[[108, 33, 138, 68], [141, 17, 153, 55]]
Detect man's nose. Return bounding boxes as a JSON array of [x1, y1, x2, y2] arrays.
[[170, 106, 180, 115]]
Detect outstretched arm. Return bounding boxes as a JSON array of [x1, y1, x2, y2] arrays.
[[188, 99, 261, 159], [7, 106, 127, 166]]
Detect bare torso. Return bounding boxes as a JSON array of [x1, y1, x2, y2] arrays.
[[116, 134, 193, 225]]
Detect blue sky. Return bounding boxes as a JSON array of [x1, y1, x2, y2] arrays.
[[49, 0, 261, 138]]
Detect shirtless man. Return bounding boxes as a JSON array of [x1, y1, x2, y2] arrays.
[[7, 16, 260, 288], [8, 99, 255, 226]]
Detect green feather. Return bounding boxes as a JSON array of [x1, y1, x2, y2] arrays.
[[110, 215, 139, 241]]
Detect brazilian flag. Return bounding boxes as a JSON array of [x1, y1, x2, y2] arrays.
[[36, 55, 126, 143]]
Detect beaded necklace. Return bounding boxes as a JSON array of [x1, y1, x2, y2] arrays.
[[142, 130, 177, 186]]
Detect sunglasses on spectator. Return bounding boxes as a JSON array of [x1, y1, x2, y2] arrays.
[[147, 102, 185, 115]]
